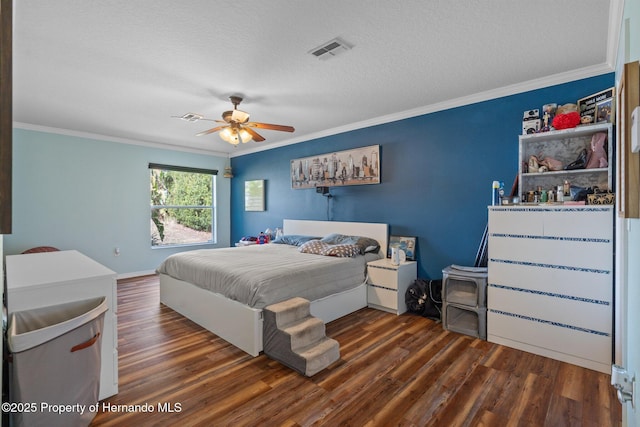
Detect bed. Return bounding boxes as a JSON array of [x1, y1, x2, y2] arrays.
[[158, 219, 388, 356]]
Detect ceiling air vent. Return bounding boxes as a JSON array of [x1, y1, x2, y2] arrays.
[[309, 37, 352, 60]]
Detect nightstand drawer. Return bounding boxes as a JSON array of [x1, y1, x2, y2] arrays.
[[367, 266, 399, 289], [367, 285, 398, 311]]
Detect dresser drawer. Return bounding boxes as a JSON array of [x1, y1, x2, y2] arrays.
[[367, 266, 399, 289], [367, 285, 398, 310]]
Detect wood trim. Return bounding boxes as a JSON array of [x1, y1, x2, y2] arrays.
[[617, 61, 640, 218], [0, 0, 12, 233], [617, 75, 624, 215]]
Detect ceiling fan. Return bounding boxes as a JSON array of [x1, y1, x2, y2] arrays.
[[174, 96, 295, 145]]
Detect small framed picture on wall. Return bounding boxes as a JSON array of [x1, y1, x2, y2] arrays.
[[388, 235, 416, 261], [245, 180, 265, 211]]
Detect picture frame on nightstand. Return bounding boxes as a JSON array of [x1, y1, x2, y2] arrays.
[[388, 235, 416, 260]]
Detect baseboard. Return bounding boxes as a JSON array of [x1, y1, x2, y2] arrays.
[[117, 270, 156, 280]]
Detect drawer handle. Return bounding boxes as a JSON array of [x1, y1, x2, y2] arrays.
[[70, 332, 101, 353]]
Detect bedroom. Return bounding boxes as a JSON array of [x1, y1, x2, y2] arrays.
[[1, 1, 639, 426]]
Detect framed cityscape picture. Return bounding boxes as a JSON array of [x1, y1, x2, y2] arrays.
[[291, 144, 380, 189]]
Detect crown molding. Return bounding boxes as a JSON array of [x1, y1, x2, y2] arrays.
[[13, 122, 229, 157], [14, 62, 615, 160], [607, 0, 624, 68], [235, 64, 615, 157]]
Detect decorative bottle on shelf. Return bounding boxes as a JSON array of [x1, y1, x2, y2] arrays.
[[534, 186, 541, 203], [492, 181, 500, 206], [557, 185, 564, 202]]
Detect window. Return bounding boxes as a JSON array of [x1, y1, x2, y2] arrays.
[[149, 163, 217, 247]]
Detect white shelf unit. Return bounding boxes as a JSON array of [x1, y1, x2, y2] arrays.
[[518, 123, 613, 201], [6, 250, 119, 399], [487, 205, 613, 373], [442, 266, 488, 339]]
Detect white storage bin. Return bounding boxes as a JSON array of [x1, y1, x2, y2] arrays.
[[442, 266, 488, 340], [444, 304, 487, 340], [8, 297, 107, 427], [442, 266, 487, 307]]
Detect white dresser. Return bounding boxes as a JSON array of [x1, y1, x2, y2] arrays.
[[6, 250, 118, 399], [487, 205, 613, 373]]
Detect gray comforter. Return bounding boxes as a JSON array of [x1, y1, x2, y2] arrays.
[[156, 244, 380, 309]]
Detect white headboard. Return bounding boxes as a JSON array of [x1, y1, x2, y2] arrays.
[[283, 219, 389, 258]]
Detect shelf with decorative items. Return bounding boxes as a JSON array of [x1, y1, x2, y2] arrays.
[[518, 122, 613, 203]]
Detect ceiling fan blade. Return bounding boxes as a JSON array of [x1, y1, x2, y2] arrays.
[[243, 126, 266, 142], [246, 122, 295, 132], [172, 113, 218, 122], [195, 125, 227, 137]]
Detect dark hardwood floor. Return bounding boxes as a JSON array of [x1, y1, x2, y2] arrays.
[[90, 275, 621, 426]]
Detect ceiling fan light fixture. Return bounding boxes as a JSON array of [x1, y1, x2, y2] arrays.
[[219, 127, 236, 144], [183, 94, 293, 144], [219, 127, 252, 145], [231, 109, 250, 123], [239, 129, 252, 143]]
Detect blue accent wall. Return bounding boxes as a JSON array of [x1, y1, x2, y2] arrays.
[[231, 74, 614, 279]]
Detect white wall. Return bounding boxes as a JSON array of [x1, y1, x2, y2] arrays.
[[1, 235, 3, 426], [627, 221, 640, 420], [615, 0, 640, 425]]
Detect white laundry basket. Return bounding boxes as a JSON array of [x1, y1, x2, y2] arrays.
[[8, 296, 108, 427]]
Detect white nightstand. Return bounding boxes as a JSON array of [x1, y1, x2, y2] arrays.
[[367, 258, 417, 315]]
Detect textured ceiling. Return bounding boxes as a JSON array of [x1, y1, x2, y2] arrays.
[[12, 1, 623, 157]]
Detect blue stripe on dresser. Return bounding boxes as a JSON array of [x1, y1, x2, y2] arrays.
[[489, 258, 611, 275], [488, 283, 609, 306], [489, 233, 610, 244], [489, 309, 610, 337]]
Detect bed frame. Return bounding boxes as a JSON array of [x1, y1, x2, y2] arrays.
[[159, 219, 388, 357]]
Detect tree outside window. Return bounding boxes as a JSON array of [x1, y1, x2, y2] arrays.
[[149, 164, 216, 247]]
